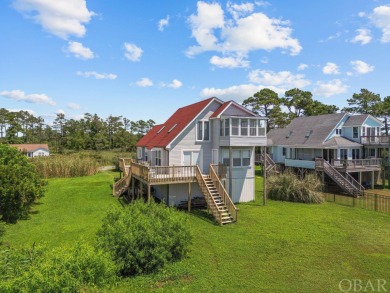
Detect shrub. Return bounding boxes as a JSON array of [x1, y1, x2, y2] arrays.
[[32, 154, 99, 178], [0, 144, 45, 223], [0, 242, 117, 292], [268, 170, 323, 204], [96, 201, 192, 276], [0, 221, 5, 244]]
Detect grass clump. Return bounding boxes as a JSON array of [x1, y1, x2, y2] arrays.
[[96, 201, 192, 277], [32, 154, 99, 178], [268, 170, 323, 203], [0, 242, 117, 293]]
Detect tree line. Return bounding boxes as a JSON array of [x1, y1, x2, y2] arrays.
[[0, 109, 155, 152], [242, 88, 390, 133]]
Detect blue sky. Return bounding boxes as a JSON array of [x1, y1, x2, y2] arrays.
[[1, 0, 390, 124]]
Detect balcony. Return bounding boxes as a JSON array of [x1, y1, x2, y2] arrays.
[[360, 135, 390, 146]]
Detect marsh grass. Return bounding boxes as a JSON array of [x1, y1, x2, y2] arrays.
[[268, 170, 323, 203], [32, 154, 99, 178]]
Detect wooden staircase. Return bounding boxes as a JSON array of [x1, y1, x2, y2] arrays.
[[113, 160, 132, 197], [317, 159, 364, 196], [258, 153, 278, 175], [195, 165, 238, 225]]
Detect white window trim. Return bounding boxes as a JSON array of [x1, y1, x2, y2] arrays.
[[222, 148, 252, 168], [196, 120, 210, 142], [222, 117, 266, 137]]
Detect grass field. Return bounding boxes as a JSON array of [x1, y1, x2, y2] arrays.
[[2, 170, 390, 292]]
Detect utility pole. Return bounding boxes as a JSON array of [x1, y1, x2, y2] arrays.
[[263, 146, 267, 206]]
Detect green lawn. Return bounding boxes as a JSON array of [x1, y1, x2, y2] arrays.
[[2, 170, 390, 292]]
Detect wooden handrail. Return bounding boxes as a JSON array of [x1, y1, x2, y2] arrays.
[[316, 158, 364, 195], [195, 165, 222, 225], [210, 164, 238, 222]]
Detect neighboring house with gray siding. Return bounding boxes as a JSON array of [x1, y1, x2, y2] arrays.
[[267, 113, 384, 194], [136, 97, 268, 205]]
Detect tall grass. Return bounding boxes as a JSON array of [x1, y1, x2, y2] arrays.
[[268, 170, 323, 203], [32, 155, 99, 178]]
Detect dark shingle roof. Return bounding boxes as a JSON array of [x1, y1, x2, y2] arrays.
[[267, 113, 346, 147], [322, 136, 362, 148]]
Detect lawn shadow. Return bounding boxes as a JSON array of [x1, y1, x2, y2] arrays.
[[187, 209, 219, 225]]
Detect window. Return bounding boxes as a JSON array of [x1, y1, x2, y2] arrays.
[[362, 127, 366, 136], [369, 148, 375, 157], [222, 149, 251, 167], [224, 119, 230, 136], [258, 120, 266, 136], [250, 120, 257, 136], [155, 150, 161, 166], [241, 119, 248, 136], [220, 120, 224, 136], [340, 149, 348, 159], [353, 127, 358, 138], [232, 118, 239, 135], [197, 121, 210, 141], [242, 150, 251, 166], [233, 150, 241, 166], [336, 128, 342, 135], [282, 147, 286, 156]]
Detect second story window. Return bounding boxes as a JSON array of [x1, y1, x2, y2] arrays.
[[197, 120, 210, 141], [241, 119, 248, 136], [353, 127, 359, 138], [336, 128, 342, 135], [250, 120, 257, 136], [232, 118, 239, 135]]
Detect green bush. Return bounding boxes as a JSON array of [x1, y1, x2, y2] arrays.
[[96, 201, 192, 276], [268, 170, 323, 204], [0, 242, 117, 292], [0, 221, 5, 244], [0, 144, 45, 223]]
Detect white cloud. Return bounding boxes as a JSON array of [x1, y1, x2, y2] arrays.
[[350, 60, 374, 74], [0, 89, 56, 106], [56, 109, 65, 115], [158, 15, 170, 31], [124, 43, 143, 62], [8, 109, 35, 115], [12, 0, 95, 39], [210, 55, 249, 68], [186, 1, 301, 57], [297, 63, 308, 71], [371, 5, 390, 43], [201, 84, 265, 101], [358, 12, 366, 18], [163, 79, 183, 89], [135, 78, 153, 87], [67, 103, 80, 110], [351, 28, 372, 45], [313, 79, 348, 98], [67, 41, 94, 59], [76, 71, 117, 79], [248, 70, 310, 89], [322, 62, 340, 75], [227, 2, 254, 20], [187, 2, 224, 56]]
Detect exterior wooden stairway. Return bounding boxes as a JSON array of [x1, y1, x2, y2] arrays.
[[256, 153, 278, 175], [316, 159, 365, 196], [195, 165, 238, 225], [113, 159, 132, 197]]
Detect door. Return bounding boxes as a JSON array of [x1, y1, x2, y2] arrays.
[[183, 151, 202, 169], [352, 149, 360, 160], [212, 149, 219, 164]]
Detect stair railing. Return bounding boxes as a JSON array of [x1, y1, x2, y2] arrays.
[[317, 159, 365, 196], [113, 161, 132, 197], [195, 165, 222, 225], [210, 164, 238, 222]]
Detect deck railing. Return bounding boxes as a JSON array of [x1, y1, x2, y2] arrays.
[[130, 162, 197, 184], [331, 158, 382, 169], [210, 164, 227, 180], [361, 135, 390, 145], [210, 164, 238, 222]]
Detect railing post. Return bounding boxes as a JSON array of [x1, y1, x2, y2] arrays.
[[375, 194, 378, 211]]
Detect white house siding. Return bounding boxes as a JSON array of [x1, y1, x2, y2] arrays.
[[168, 100, 222, 174], [31, 149, 49, 157], [222, 106, 252, 116], [220, 136, 267, 147]]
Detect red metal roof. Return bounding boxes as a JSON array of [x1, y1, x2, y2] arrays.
[[210, 101, 232, 118], [137, 98, 218, 149]]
